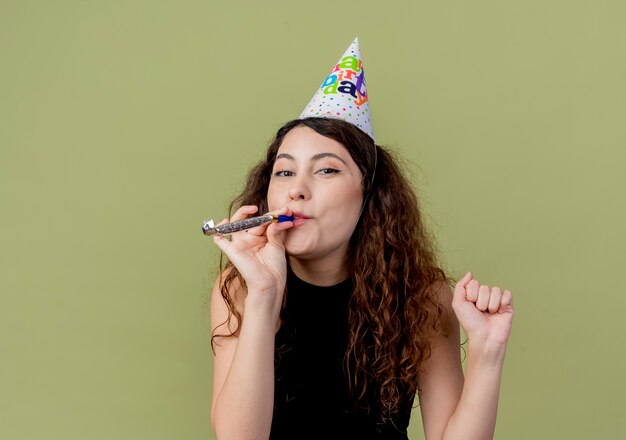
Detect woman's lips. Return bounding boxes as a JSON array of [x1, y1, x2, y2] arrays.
[[291, 212, 310, 227], [293, 217, 308, 227]]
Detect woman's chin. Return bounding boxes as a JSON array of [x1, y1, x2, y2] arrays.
[[285, 245, 313, 259], [284, 237, 316, 259]]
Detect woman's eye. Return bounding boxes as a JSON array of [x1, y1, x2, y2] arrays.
[[317, 168, 340, 175], [273, 170, 294, 177]]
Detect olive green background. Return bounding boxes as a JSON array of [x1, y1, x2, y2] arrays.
[[1, 1, 624, 439]]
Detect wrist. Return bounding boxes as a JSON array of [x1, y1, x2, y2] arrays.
[[244, 287, 284, 321], [467, 337, 508, 365]]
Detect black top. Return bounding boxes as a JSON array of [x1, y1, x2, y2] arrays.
[[270, 268, 413, 440]]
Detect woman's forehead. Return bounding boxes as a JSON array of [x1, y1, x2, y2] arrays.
[[277, 127, 351, 159]]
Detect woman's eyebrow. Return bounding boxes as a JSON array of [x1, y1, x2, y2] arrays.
[[275, 152, 348, 165]]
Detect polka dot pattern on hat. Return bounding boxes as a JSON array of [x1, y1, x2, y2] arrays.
[[298, 37, 374, 142]]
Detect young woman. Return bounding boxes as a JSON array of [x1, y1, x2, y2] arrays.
[[209, 116, 514, 440]]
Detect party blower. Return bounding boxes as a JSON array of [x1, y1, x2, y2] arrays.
[[201, 214, 294, 236]]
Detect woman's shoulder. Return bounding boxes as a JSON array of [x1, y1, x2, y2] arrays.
[[426, 276, 458, 338], [430, 277, 454, 302]]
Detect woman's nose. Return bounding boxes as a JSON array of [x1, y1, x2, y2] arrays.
[[288, 178, 310, 201]]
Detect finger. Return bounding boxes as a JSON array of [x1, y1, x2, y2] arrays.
[[226, 206, 262, 238], [211, 219, 231, 252], [231, 205, 259, 222], [465, 279, 480, 302], [475, 284, 491, 311], [243, 206, 292, 236], [263, 206, 294, 241], [266, 218, 294, 247], [499, 290, 514, 313], [212, 234, 228, 252], [455, 271, 473, 289], [452, 272, 473, 305], [262, 206, 293, 221], [241, 220, 271, 237], [488, 287, 503, 314]]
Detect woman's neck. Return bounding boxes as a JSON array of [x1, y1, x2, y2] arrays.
[[288, 257, 349, 287]]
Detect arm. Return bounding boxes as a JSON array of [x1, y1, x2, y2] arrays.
[[210, 275, 277, 440], [209, 205, 294, 440], [418, 273, 514, 440]]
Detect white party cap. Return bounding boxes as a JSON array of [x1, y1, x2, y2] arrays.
[[298, 37, 374, 141]]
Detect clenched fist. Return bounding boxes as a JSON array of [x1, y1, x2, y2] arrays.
[[452, 272, 514, 348]]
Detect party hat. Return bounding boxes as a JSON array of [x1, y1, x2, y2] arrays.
[[298, 37, 374, 141]]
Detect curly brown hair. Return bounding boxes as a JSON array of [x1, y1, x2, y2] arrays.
[[211, 116, 454, 422]]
